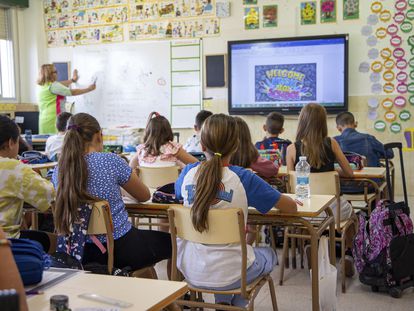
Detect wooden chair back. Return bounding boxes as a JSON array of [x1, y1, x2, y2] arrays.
[[87, 201, 114, 274], [168, 206, 249, 297], [138, 166, 179, 189], [289, 171, 341, 229]]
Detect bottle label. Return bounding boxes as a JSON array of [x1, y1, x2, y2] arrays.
[[297, 176, 309, 185]]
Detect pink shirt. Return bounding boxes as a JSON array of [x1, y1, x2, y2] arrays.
[[135, 141, 182, 167]]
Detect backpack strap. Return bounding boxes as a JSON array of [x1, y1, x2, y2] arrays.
[[90, 235, 107, 254]]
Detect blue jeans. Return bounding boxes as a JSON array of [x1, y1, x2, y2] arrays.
[[199, 247, 277, 307]]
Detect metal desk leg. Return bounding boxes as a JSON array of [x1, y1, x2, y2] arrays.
[[326, 207, 336, 265], [310, 229, 319, 311]]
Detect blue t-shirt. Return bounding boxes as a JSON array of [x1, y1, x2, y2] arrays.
[[52, 152, 133, 241]]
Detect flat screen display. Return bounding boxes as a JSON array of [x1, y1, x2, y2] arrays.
[[228, 34, 348, 115]]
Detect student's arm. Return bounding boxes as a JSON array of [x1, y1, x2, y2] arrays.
[[0, 228, 29, 311], [275, 194, 297, 213], [331, 138, 353, 177], [129, 153, 139, 169], [22, 166, 55, 212], [286, 143, 296, 172], [122, 171, 151, 202], [371, 136, 394, 160], [175, 147, 198, 165]]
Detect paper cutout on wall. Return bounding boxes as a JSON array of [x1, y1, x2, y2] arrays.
[[359, 62, 370, 73], [371, 83, 382, 94], [395, 0, 408, 11], [370, 72, 381, 82], [374, 120, 386, 131], [403, 128, 414, 151], [244, 7, 259, 29], [410, 95, 414, 105], [379, 10, 391, 22], [395, 96, 407, 108], [382, 98, 394, 110], [381, 48, 392, 59], [390, 122, 402, 133], [361, 25, 373, 36], [368, 108, 378, 120], [368, 97, 379, 108], [385, 111, 397, 122], [397, 83, 408, 94], [301, 2, 317, 25], [367, 14, 379, 25], [401, 21, 413, 33], [367, 35, 378, 46], [394, 12, 405, 24], [371, 1, 382, 13], [400, 110, 411, 121], [263, 5, 278, 28], [371, 61, 383, 72], [343, 0, 359, 20], [368, 48, 379, 59]]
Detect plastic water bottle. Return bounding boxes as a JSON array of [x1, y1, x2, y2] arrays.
[[24, 129, 32, 147], [295, 156, 311, 200]]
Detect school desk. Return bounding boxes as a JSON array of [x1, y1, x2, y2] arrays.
[[27, 273, 188, 311], [28, 161, 57, 174], [125, 193, 336, 311]]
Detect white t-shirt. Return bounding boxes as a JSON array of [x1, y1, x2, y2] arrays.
[[175, 163, 281, 287], [183, 134, 202, 153], [45, 133, 65, 160]]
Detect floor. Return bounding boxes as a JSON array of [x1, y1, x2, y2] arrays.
[[155, 196, 414, 310]]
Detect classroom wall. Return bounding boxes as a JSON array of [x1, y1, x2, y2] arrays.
[[14, 0, 414, 195]]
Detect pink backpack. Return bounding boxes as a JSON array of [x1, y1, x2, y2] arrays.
[[353, 200, 413, 274]]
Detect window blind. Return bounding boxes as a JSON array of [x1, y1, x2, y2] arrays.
[[0, 8, 8, 40]]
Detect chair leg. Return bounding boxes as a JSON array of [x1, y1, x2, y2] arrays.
[[279, 227, 289, 285], [299, 236, 305, 269], [291, 234, 297, 269], [190, 291, 196, 311], [269, 225, 276, 251], [268, 277, 279, 311], [341, 235, 346, 293]]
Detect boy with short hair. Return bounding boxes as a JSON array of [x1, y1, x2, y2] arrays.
[[45, 112, 72, 161], [334, 112, 393, 167], [255, 112, 291, 165], [184, 110, 213, 153]]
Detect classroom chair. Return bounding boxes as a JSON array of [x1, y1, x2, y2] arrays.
[[88, 201, 157, 279], [280, 171, 357, 293], [168, 206, 278, 311], [341, 179, 379, 215], [135, 166, 180, 230]]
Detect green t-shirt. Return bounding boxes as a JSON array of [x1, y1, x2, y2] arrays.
[[37, 82, 72, 134]]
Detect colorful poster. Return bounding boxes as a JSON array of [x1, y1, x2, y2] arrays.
[[244, 7, 259, 30], [255, 64, 317, 102], [263, 5, 277, 28], [343, 0, 359, 20], [301, 2, 316, 25], [321, 0, 336, 23], [243, 0, 257, 4]]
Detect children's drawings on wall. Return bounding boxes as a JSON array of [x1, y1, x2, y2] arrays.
[[43, 0, 219, 46]]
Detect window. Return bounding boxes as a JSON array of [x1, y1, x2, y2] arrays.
[[0, 8, 16, 100]]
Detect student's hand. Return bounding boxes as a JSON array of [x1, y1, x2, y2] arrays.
[[72, 69, 79, 82]]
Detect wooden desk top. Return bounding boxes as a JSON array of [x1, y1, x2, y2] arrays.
[[351, 167, 386, 179], [277, 166, 386, 179], [27, 273, 188, 311], [28, 162, 57, 171], [125, 193, 335, 219]]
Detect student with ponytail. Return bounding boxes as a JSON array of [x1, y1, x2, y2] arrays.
[[175, 114, 296, 307], [52, 113, 171, 270]]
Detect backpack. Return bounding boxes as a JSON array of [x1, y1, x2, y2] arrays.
[[10, 239, 50, 286], [20, 151, 50, 165], [353, 200, 413, 277], [152, 183, 183, 204]]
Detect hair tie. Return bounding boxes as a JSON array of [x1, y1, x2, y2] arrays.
[[67, 124, 81, 132], [214, 152, 222, 157]]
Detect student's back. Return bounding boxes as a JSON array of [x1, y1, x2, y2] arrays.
[[334, 112, 393, 167], [175, 114, 296, 307]]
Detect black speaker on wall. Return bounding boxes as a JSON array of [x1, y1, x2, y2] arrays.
[[206, 55, 226, 88]]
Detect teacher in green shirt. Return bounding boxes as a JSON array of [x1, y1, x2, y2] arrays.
[[36, 64, 96, 134]]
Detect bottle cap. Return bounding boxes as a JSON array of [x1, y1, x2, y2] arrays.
[[50, 295, 69, 310], [299, 156, 307, 161]]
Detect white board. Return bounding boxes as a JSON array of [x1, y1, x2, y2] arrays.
[[70, 40, 200, 128]]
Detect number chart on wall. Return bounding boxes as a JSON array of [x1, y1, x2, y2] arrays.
[[71, 39, 202, 128]]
